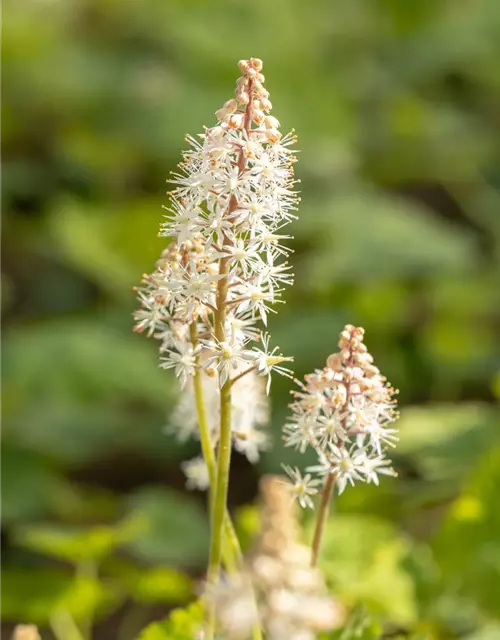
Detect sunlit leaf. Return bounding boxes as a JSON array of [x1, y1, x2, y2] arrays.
[[15, 517, 143, 564], [137, 601, 203, 640], [106, 559, 193, 604], [3, 322, 181, 464], [321, 605, 382, 639], [397, 404, 499, 482], [433, 447, 500, 617], [312, 515, 418, 626], [2, 568, 117, 625]]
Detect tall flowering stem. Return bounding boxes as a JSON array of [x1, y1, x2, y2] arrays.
[[206, 81, 253, 594], [134, 56, 298, 638], [282, 325, 399, 565]]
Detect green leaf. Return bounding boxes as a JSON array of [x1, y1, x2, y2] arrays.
[[125, 486, 209, 567], [397, 404, 500, 483], [49, 199, 164, 299], [3, 321, 172, 410], [3, 321, 181, 464], [234, 505, 261, 552], [311, 515, 418, 627], [295, 190, 475, 286], [2, 568, 115, 625], [133, 567, 192, 604], [463, 622, 500, 640], [1, 447, 66, 524], [321, 605, 382, 640], [105, 559, 193, 604], [433, 446, 500, 618], [137, 601, 203, 640], [15, 517, 143, 564]]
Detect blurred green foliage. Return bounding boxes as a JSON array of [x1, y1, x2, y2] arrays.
[[2, 0, 500, 638], [137, 602, 203, 640]]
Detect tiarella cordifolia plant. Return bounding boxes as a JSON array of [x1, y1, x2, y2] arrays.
[[208, 477, 344, 640], [282, 325, 399, 565], [134, 57, 298, 639]]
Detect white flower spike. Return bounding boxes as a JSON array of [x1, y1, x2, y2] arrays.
[[134, 58, 298, 466]]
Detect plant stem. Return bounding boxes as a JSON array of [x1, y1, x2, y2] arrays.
[[50, 610, 86, 640], [311, 335, 357, 567], [190, 323, 240, 573], [207, 381, 232, 631], [205, 253, 232, 639], [191, 330, 263, 640], [78, 560, 97, 640], [230, 365, 257, 387], [310, 472, 335, 567]]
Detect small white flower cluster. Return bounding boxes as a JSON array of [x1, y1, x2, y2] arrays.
[[134, 58, 297, 481], [283, 325, 399, 500], [207, 476, 344, 640]]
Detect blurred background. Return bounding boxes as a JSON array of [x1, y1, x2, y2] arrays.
[[2, 1, 500, 638]]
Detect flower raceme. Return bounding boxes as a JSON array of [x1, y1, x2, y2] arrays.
[[134, 58, 298, 478], [283, 325, 399, 501]]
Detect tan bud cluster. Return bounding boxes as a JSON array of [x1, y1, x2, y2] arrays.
[[325, 325, 400, 400], [213, 58, 283, 143], [318, 325, 384, 389], [12, 627, 41, 640]]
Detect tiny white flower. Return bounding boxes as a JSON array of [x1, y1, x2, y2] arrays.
[[282, 465, 322, 509], [360, 453, 397, 486], [251, 333, 294, 393], [233, 426, 270, 463], [356, 420, 399, 455], [160, 342, 200, 387], [203, 338, 251, 386], [316, 413, 347, 448], [181, 456, 210, 491], [283, 414, 313, 453]]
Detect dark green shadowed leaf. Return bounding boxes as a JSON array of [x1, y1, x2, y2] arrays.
[[125, 486, 210, 567]]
